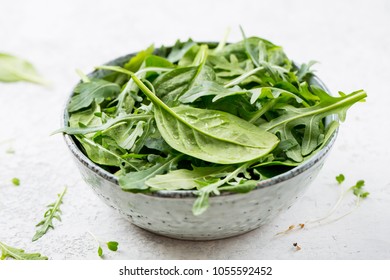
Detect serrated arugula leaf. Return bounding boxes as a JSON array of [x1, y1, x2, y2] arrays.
[[0, 242, 48, 260], [32, 187, 67, 242], [167, 39, 196, 63], [0, 53, 49, 85], [119, 155, 181, 191], [68, 79, 120, 112], [260, 88, 366, 162]]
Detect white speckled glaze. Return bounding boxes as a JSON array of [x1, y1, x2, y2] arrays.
[[63, 48, 337, 240]]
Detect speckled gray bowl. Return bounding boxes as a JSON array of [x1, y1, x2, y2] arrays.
[[63, 46, 338, 240]]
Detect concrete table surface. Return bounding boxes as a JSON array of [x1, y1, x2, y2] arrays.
[[0, 0, 389, 260]]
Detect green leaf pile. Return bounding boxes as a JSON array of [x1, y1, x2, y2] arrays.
[[59, 31, 367, 215]]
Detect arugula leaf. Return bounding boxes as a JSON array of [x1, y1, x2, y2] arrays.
[[77, 136, 140, 170], [32, 187, 67, 242], [68, 102, 102, 129], [192, 161, 253, 215], [0, 53, 49, 85], [260, 88, 366, 162], [336, 174, 345, 184], [145, 166, 234, 191], [167, 39, 196, 63], [124, 44, 154, 72], [68, 79, 120, 112], [179, 81, 246, 103], [0, 242, 48, 260], [119, 155, 180, 191]]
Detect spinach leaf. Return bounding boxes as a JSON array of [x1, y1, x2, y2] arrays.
[[127, 68, 280, 164], [153, 45, 211, 106]]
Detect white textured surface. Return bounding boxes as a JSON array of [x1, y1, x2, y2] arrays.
[[0, 0, 389, 260]]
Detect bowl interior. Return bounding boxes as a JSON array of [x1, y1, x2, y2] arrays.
[[63, 43, 338, 198]]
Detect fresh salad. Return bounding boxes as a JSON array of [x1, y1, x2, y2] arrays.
[[59, 31, 366, 215]]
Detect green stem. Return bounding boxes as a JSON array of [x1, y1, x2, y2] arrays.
[[76, 69, 90, 83], [55, 114, 152, 135], [249, 99, 278, 123], [224, 67, 264, 88], [214, 27, 231, 53]]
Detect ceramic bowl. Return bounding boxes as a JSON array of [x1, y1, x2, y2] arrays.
[[63, 47, 338, 240]]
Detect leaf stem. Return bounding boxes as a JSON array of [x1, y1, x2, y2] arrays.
[[224, 67, 264, 88], [76, 69, 90, 83]]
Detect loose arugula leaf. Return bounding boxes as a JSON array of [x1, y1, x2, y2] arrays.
[[68, 79, 120, 112], [0, 53, 49, 85], [32, 187, 67, 242], [336, 174, 345, 184], [0, 242, 48, 260]]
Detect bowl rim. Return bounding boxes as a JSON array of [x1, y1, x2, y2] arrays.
[[62, 44, 338, 199]]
